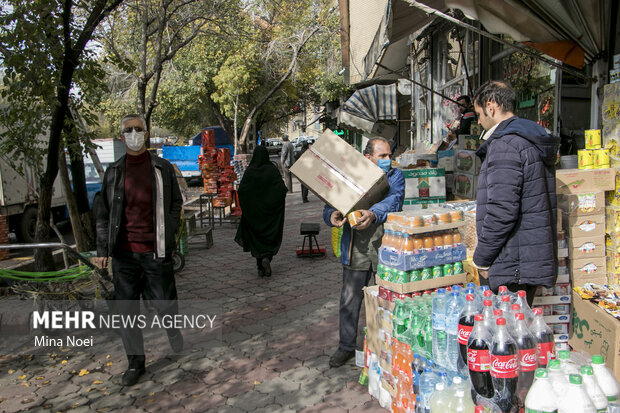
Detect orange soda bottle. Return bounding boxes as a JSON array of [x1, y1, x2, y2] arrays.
[[402, 232, 414, 255]]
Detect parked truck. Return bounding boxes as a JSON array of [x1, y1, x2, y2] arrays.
[[162, 145, 202, 185]]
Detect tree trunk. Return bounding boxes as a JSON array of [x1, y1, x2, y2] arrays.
[[205, 95, 235, 145], [58, 150, 89, 252], [233, 92, 239, 156]]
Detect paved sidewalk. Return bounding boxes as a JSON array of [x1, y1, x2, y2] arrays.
[[0, 183, 384, 412]]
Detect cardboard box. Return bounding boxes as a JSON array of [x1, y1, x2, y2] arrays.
[[401, 168, 446, 199], [570, 291, 620, 383], [568, 235, 606, 259], [555, 168, 615, 195], [453, 173, 478, 199], [571, 256, 607, 285], [558, 192, 605, 216], [563, 214, 605, 238], [532, 295, 571, 305], [454, 150, 481, 174], [437, 150, 454, 172], [363, 285, 380, 354], [402, 196, 446, 208], [290, 129, 389, 214]]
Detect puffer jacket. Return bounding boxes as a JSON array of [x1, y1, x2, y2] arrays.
[[474, 116, 560, 289], [323, 167, 405, 266], [96, 152, 183, 259]]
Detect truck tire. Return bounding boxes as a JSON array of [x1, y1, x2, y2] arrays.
[[19, 206, 37, 243]]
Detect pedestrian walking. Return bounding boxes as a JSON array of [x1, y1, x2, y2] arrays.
[[92, 113, 184, 386], [235, 146, 287, 277], [295, 140, 310, 202], [280, 134, 295, 192]]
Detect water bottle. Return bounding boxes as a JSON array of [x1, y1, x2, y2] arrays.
[[524, 368, 558, 413], [432, 288, 448, 368], [592, 355, 620, 402], [429, 382, 452, 412], [447, 388, 476, 413], [580, 364, 609, 412], [548, 359, 569, 396], [558, 374, 597, 413], [446, 292, 465, 372], [412, 353, 421, 395], [557, 350, 579, 376], [368, 353, 381, 399], [419, 367, 441, 412]]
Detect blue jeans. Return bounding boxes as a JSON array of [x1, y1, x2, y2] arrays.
[[338, 266, 373, 351]]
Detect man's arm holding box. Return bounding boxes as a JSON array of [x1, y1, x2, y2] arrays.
[[369, 168, 405, 224]]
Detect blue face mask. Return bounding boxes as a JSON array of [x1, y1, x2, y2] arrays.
[[376, 158, 391, 173]]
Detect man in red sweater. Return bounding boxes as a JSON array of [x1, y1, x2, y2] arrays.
[[93, 114, 183, 386]]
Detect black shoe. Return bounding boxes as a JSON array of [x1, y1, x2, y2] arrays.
[[261, 258, 272, 277], [302, 199, 309, 203], [168, 331, 184, 353], [258, 268, 265, 277], [121, 367, 145, 386], [329, 349, 355, 368]]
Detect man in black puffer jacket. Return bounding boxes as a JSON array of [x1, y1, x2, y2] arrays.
[[472, 81, 560, 306]]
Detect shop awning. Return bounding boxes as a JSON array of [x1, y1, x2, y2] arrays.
[[444, 0, 611, 68], [338, 84, 398, 134], [363, 0, 447, 80]]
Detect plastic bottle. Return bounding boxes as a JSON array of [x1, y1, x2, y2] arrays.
[[394, 231, 404, 253], [515, 290, 534, 326], [591, 355, 620, 402], [445, 291, 465, 372], [467, 314, 494, 399], [497, 285, 510, 306], [490, 318, 519, 413], [524, 368, 558, 413], [558, 374, 596, 413], [419, 367, 441, 412], [402, 232, 414, 255], [447, 388, 476, 413], [557, 350, 579, 376], [530, 307, 555, 367], [368, 353, 381, 399], [429, 382, 451, 413], [421, 307, 434, 360], [498, 295, 512, 314], [481, 299, 495, 334], [580, 364, 608, 412], [457, 294, 478, 374], [432, 288, 448, 368], [548, 359, 568, 396], [514, 313, 537, 406]]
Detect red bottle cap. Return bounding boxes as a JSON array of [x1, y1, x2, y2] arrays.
[[483, 299, 493, 307], [494, 309, 503, 316], [512, 304, 521, 311], [499, 286, 508, 293], [496, 317, 506, 325], [518, 290, 526, 297], [475, 314, 484, 321], [484, 290, 493, 297], [532, 308, 542, 315], [466, 294, 475, 301], [515, 313, 524, 320], [501, 295, 510, 302]]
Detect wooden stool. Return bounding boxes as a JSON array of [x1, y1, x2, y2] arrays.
[[297, 223, 325, 257]]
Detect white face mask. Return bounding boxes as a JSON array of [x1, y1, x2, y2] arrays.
[[124, 130, 145, 151]]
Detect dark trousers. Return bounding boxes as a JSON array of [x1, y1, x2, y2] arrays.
[[339, 266, 373, 351], [479, 276, 537, 307], [301, 184, 308, 202], [112, 250, 178, 368]]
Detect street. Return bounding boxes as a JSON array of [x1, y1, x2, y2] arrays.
[[0, 180, 382, 413]]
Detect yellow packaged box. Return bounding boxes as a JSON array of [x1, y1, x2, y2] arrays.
[[606, 205, 620, 233], [606, 168, 620, 206]]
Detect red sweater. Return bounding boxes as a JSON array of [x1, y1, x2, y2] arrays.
[[120, 151, 155, 253]]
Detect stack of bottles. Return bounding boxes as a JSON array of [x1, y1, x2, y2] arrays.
[[524, 354, 620, 413]]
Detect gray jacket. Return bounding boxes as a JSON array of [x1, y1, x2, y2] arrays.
[[95, 152, 183, 258], [281, 141, 295, 168]]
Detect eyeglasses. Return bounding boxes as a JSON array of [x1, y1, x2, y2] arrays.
[[122, 126, 144, 133]]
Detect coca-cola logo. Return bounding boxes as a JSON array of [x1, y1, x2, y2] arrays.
[[457, 325, 473, 345], [520, 349, 537, 371], [491, 355, 519, 378]]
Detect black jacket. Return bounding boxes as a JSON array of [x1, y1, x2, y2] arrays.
[[474, 116, 560, 289], [96, 152, 183, 258]]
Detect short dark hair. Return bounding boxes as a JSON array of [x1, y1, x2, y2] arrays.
[[363, 137, 390, 156], [282, 134, 289, 141], [456, 95, 471, 105], [473, 81, 515, 114]]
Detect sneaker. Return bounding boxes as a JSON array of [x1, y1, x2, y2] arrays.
[[121, 367, 145, 386], [168, 331, 184, 353], [261, 258, 272, 277], [329, 349, 355, 368]]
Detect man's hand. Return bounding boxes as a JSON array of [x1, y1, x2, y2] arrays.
[[91, 256, 108, 270], [330, 211, 346, 227], [353, 210, 376, 230], [479, 269, 489, 279]]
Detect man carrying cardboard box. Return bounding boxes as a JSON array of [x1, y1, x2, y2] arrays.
[[472, 80, 560, 306], [323, 137, 405, 367]]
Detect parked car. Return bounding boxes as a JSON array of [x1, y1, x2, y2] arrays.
[[265, 138, 283, 155], [293, 136, 316, 156]]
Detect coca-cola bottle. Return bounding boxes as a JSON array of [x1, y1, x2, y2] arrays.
[[498, 295, 511, 314], [481, 299, 495, 334], [530, 307, 555, 367], [490, 317, 519, 413], [513, 313, 537, 407], [457, 294, 477, 373], [467, 313, 494, 399], [515, 290, 534, 326], [497, 285, 510, 306]]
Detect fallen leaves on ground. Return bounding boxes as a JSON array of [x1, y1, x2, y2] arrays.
[[78, 369, 89, 377]]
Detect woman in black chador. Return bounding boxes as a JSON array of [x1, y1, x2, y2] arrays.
[[234, 146, 287, 277]]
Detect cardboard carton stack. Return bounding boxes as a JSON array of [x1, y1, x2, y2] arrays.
[[399, 168, 446, 209], [452, 149, 481, 199]]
